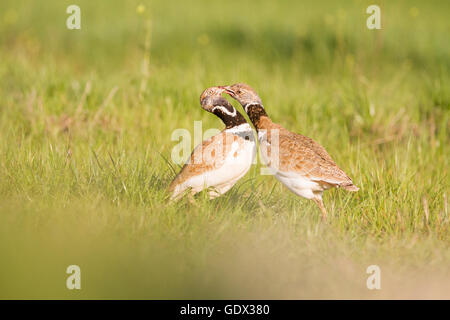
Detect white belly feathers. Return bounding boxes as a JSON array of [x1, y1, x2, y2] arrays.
[[173, 124, 256, 198]]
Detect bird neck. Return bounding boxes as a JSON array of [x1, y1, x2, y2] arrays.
[[212, 105, 247, 129], [245, 104, 272, 130]]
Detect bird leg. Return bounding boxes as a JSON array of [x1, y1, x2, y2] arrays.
[[185, 188, 199, 206], [188, 193, 196, 205], [313, 196, 328, 221]]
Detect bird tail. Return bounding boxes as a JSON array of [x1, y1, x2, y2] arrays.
[[341, 183, 359, 192]]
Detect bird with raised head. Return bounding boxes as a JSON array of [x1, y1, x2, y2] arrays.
[[223, 83, 358, 220], [168, 86, 256, 200]]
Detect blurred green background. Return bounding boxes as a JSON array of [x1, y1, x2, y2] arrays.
[[0, 0, 448, 299]]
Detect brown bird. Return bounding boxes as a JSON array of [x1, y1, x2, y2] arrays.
[[223, 83, 358, 220], [168, 86, 256, 200]]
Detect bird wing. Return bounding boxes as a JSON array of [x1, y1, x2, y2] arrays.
[[168, 129, 254, 194], [264, 128, 355, 188]]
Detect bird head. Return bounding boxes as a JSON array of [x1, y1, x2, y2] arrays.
[[222, 83, 263, 111], [200, 86, 226, 112]]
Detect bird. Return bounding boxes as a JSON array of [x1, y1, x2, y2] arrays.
[[223, 83, 358, 220], [168, 86, 256, 200]]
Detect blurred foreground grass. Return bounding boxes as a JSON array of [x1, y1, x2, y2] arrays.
[[0, 0, 449, 298]]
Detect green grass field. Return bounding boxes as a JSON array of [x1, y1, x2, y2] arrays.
[[0, 0, 448, 299]]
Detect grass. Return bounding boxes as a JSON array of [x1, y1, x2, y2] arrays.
[[0, 0, 448, 299]]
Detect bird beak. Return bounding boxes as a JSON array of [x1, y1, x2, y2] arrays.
[[221, 86, 235, 96]]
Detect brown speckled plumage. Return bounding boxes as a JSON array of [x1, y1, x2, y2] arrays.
[[168, 131, 251, 193], [256, 114, 356, 189], [224, 83, 358, 220], [168, 86, 256, 200]]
